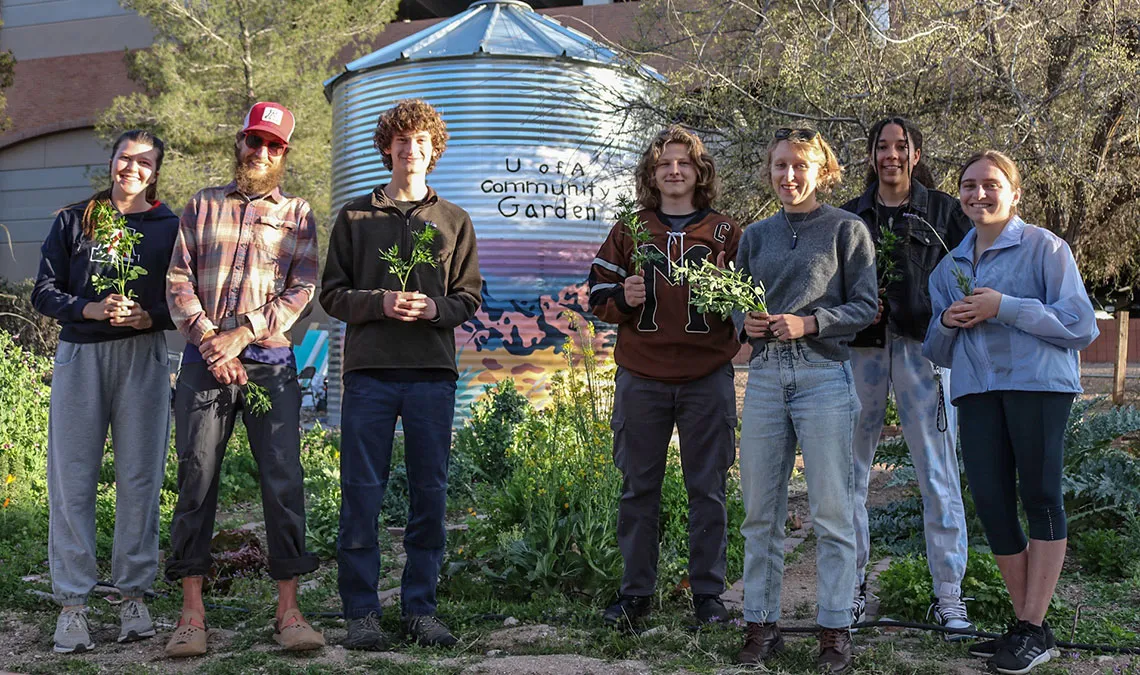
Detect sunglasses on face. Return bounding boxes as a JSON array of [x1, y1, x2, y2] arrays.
[[242, 133, 288, 157], [774, 127, 820, 142]]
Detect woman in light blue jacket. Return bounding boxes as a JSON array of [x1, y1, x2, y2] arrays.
[[923, 150, 1098, 675]]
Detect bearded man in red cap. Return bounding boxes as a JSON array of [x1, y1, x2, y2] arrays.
[[164, 102, 324, 657]]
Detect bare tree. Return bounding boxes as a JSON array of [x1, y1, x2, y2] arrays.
[[618, 0, 1140, 288]]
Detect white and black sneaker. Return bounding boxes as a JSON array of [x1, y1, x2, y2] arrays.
[[929, 595, 975, 642], [851, 583, 868, 630], [989, 621, 1052, 674]]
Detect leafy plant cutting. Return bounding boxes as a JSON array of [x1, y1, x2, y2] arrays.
[[673, 259, 767, 319], [89, 202, 147, 298], [614, 194, 662, 275], [952, 264, 974, 297], [876, 225, 903, 288], [244, 382, 272, 416], [379, 225, 438, 291]]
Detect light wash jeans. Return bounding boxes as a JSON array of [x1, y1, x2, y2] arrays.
[[850, 332, 967, 601], [739, 340, 859, 629]]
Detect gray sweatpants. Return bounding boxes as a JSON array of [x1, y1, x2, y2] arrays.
[[47, 333, 171, 605], [611, 363, 738, 597]]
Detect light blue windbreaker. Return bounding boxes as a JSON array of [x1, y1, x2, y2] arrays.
[[922, 216, 1099, 403]]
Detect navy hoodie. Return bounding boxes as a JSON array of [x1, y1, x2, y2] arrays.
[[32, 200, 180, 343]]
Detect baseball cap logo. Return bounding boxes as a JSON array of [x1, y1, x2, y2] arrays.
[[261, 107, 284, 125]]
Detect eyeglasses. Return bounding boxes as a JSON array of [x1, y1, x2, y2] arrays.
[[242, 133, 288, 157], [774, 128, 820, 142]]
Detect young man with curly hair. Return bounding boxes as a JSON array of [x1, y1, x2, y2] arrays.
[[588, 125, 742, 628], [321, 99, 482, 650]]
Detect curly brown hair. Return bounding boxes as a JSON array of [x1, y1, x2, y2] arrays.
[[634, 125, 720, 210], [759, 127, 844, 196], [373, 99, 450, 173]]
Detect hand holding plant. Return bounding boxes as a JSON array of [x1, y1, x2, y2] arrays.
[[379, 225, 438, 291], [89, 202, 147, 299]]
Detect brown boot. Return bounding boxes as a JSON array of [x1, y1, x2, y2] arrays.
[[736, 621, 784, 664], [817, 627, 853, 673]]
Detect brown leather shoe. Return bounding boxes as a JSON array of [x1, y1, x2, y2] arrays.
[[817, 627, 853, 673], [736, 621, 784, 664]]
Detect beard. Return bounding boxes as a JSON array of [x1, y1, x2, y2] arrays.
[[233, 152, 287, 196]]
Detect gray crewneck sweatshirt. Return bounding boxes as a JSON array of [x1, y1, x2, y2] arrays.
[[733, 203, 878, 361]]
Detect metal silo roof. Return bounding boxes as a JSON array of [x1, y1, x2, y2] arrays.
[[324, 0, 658, 98]]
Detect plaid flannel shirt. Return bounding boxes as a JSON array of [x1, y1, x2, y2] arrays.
[[167, 182, 318, 347]]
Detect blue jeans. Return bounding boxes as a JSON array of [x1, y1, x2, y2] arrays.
[[337, 372, 456, 619], [850, 333, 967, 601], [739, 341, 859, 629]]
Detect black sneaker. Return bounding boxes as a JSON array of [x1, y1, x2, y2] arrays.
[[693, 594, 729, 624], [402, 614, 458, 647], [602, 594, 651, 629], [989, 621, 1052, 674], [343, 611, 391, 651], [971, 620, 1059, 659]]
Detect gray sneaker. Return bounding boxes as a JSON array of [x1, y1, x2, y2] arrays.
[[118, 599, 157, 643], [54, 606, 94, 653]]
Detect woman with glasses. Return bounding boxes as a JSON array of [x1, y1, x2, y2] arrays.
[[31, 130, 179, 654], [924, 150, 1097, 675], [839, 117, 974, 636], [734, 127, 877, 673]]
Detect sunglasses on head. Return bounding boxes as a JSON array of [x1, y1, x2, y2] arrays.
[[242, 133, 288, 157], [774, 127, 820, 142]]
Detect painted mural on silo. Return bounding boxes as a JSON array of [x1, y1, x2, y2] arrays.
[[325, 0, 659, 413]]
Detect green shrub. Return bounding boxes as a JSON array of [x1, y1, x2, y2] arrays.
[[1071, 514, 1140, 578], [452, 321, 624, 600], [868, 495, 926, 556], [0, 278, 59, 358], [1063, 399, 1140, 525], [878, 549, 1013, 628], [301, 425, 341, 558], [0, 330, 51, 541], [453, 379, 529, 484]]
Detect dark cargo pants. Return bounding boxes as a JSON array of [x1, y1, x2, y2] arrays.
[[166, 361, 318, 581], [611, 363, 738, 597]]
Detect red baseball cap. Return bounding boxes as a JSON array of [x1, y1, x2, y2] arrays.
[[242, 102, 295, 144]]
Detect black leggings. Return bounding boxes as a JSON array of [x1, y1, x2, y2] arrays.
[[957, 390, 1074, 556]]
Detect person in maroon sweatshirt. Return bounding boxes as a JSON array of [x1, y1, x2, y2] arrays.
[[588, 125, 741, 628]]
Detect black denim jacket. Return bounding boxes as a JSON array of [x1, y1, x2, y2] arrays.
[[840, 180, 973, 346]]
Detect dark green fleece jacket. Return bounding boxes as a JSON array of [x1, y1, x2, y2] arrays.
[[319, 185, 482, 376]]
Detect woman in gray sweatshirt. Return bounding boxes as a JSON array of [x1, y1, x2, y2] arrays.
[[733, 128, 877, 673]]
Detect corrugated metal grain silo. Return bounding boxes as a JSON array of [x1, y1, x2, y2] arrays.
[[324, 0, 659, 415]]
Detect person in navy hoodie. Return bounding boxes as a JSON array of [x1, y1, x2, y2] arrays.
[[31, 130, 179, 655], [924, 150, 1099, 675]]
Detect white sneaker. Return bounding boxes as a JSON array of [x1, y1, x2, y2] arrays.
[[54, 606, 94, 653], [929, 596, 975, 642], [118, 598, 157, 643]]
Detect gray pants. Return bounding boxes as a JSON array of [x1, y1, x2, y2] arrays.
[[47, 333, 171, 605], [166, 361, 318, 581], [611, 363, 737, 597]]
